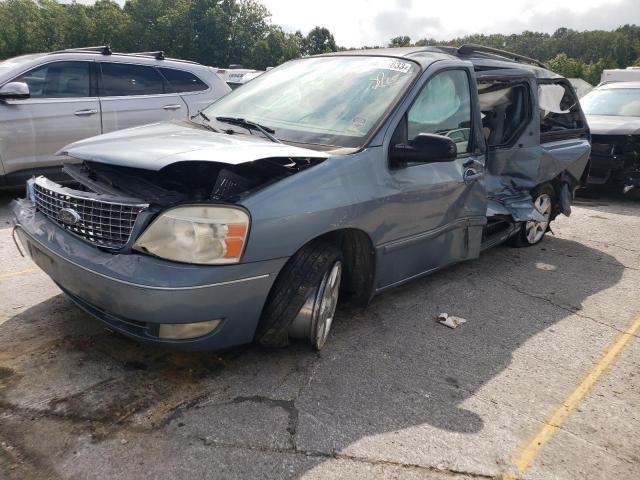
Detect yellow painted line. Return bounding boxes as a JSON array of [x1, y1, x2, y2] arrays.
[[0, 267, 39, 279], [510, 313, 640, 476], [0, 227, 13, 233]]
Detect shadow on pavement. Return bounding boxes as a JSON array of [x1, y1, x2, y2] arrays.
[[0, 234, 626, 477], [576, 187, 640, 217]]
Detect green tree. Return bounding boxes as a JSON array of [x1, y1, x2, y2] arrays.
[[88, 0, 130, 48], [547, 53, 584, 78], [583, 57, 618, 85], [225, 0, 271, 66], [304, 26, 337, 55], [251, 26, 303, 69], [34, 0, 67, 52], [0, 0, 41, 57], [0, 0, 638, 80], [64, 2, 95, 49], [389, 36, 411, 47]]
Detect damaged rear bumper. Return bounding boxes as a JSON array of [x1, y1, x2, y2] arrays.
[[11, 199, 286, 351]]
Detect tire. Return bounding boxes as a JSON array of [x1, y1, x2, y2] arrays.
[[256, 241, 343, 349], [509, 184, 556, 247]]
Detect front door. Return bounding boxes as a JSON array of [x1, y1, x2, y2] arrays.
[[98, 62, 187, 133], [0, 60, 101, 179], [377, 67, 487, 288]]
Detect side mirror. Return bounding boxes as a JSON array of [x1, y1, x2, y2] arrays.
[[0, 82, 30, 100], [390, 133, 457, 167]]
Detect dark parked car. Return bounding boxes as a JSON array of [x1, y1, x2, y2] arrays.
[[581, 81, 640, 193], [12, 45, 590, 351]]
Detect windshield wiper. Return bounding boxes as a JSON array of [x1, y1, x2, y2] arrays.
[[190, 110, 220, 132], [215, 116, 281, 143]]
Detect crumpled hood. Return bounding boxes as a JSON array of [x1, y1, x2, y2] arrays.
[[58, 120, 329, 171], [586, 115, 640, 136]]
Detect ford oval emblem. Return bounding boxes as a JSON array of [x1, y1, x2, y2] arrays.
[[58, 208, 81, 226]]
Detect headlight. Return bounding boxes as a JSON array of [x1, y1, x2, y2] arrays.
[[133, 205, 249, 265]]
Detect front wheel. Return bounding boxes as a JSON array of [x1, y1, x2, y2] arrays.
[[510, 185, 555, 247], [256, 241, 343, 350], [289, 259, 342, 350]]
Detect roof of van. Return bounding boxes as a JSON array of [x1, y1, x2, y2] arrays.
[[598, 81, 640, 89], [321, 44, 561, 79]]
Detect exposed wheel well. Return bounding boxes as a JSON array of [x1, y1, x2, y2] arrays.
[[255, 228, 376, 347], [297, 229, 376, 307]]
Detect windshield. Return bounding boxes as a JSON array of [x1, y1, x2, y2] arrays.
[[203, 56, 419, 148], [581, 88, 640, 117]]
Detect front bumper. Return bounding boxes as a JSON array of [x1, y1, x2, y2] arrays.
[[12, 199, 287, 351], [588, 136, 640, 189]]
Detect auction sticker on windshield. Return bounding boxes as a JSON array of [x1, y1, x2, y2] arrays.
[[386, 60, 412, 74]]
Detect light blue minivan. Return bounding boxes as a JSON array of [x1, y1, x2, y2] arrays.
[[12, 45, 590, 351]]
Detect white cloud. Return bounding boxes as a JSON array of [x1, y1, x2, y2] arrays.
[[261, 0, 637, 47]]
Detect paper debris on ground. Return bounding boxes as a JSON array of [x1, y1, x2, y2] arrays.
[[437, 313, 467, 329]]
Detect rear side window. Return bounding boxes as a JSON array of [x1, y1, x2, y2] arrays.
[[100, 63, 165, 96], [539, 81, 586, 141], [13, 61, 90, 98], [159, 68, 208, 93], [479, 81, 531, 148]]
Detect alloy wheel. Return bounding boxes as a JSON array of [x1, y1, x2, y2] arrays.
[[525, 193, 552, 244]]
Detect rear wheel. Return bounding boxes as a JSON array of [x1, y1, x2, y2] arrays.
[[510, 185, 555, 247]]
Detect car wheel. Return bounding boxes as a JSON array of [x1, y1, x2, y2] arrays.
[[289, 258, 342, 350], [256, 241, 343, 349], [510, 185, 556, 247]]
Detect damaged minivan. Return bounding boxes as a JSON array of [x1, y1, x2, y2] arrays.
[[12, 45, 590, 351]]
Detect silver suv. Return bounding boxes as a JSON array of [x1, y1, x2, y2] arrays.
[[0, 46, 230, 186]]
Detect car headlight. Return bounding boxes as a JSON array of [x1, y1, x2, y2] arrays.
[[133, 205, 249, 265]]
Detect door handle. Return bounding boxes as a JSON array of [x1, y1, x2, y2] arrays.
[[74, 109, 98, 116], [463, 168, 485, 184], [162, 104, 182, 110]]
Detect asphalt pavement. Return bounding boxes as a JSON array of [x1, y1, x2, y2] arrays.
[[0, 188, 638, 479]]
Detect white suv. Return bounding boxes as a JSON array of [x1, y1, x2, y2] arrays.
[[0, 46, 230, 186]]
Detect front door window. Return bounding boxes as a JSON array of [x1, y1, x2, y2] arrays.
[[13, 61, 90, 98], [407, 70, 472, 153]]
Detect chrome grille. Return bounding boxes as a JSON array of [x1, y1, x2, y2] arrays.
[[33, 177, 148, 249]]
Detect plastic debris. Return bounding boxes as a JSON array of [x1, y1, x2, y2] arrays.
[[437, 313, 467, 329]]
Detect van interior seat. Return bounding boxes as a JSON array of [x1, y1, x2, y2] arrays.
[[478, 82, 527, 147]]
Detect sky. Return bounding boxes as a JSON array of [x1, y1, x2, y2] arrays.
[[260, 0, 639, 47], [74, 0, 639, 48]]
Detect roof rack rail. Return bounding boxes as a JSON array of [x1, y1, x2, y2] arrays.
[[58, 45, 112, 55], [130, 51, 165, 60], [47, 46, 201, 65], [458, 44, 547, 69]]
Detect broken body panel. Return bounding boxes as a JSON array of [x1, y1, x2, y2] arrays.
[[581, 82, 640, 192], [12, 46, 590, 351], [586, 116, 640, 191]]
